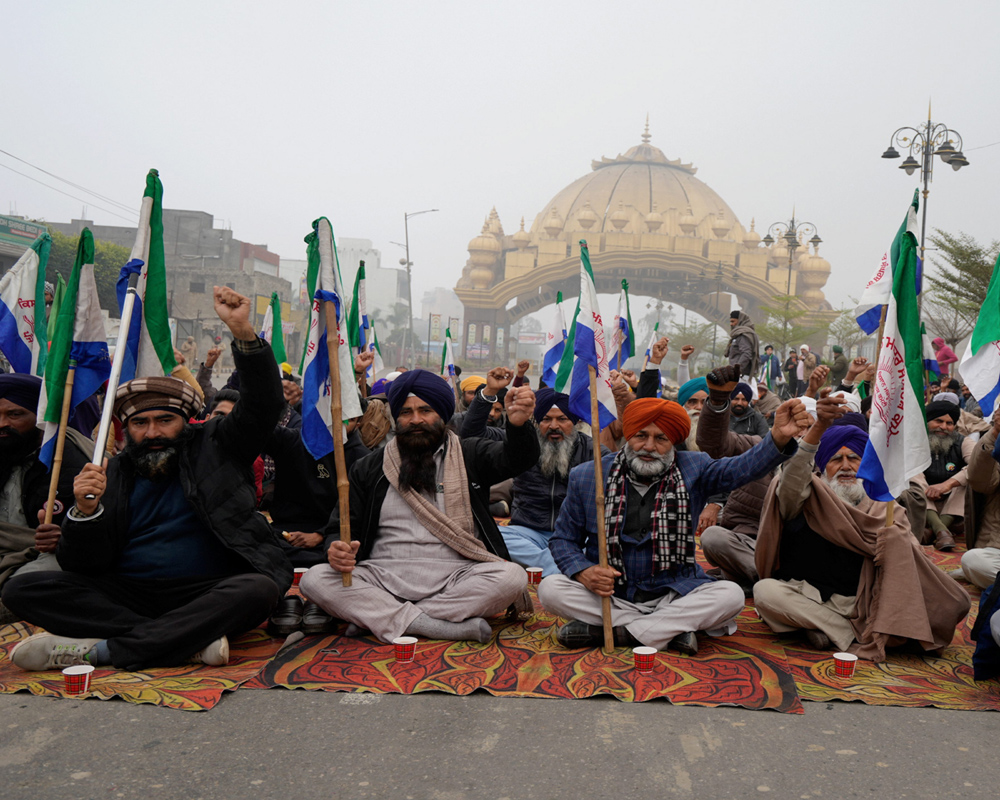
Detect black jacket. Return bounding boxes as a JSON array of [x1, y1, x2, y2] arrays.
[[4, 430, 91, 528], [324, 419, 540, 562], [58, 340, 292, 591]]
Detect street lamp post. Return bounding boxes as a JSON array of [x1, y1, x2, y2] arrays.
[[881, 107, 969, 307], [762, 216, 821, 354], [400, 208, 439, 369]]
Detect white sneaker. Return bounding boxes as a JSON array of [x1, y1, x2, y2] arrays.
[[10, 632, 102, 671], [191, 636, 229, 666]]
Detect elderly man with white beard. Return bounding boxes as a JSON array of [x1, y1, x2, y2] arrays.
[[753, 391, 970, 660]]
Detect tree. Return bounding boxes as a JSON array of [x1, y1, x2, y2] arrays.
[[924, 229, 999, 347], [827, 306, 874, 358], [754, 296, 827, 356], [45, 228, 131, 316]]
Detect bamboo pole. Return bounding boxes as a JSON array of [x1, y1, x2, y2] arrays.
[[325, 301, 352, 587], [589, 365, 614, 653], [43, 364, 77, 525]]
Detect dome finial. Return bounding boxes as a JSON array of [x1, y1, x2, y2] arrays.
[[642, 114, 651, 144]]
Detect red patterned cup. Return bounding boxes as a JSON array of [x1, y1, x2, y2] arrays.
[[63, 664, 95, 695], [526, 567, 543, 586], [292, 568, 308, 587], [393, 636, 418, 663], [834, 652, 858, 678], [633, 646, 657, 673]]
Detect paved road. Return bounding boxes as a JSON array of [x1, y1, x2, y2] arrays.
[[0, 690, 994, 799]]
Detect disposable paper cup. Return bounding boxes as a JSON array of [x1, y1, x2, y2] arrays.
[[393, 636, 418, 663], [526, 567, 543, 586], [833, 652, 858, 678], [62, 664, 94, 695], [633, 646, 657, 673], [292, 568, 308, 587]]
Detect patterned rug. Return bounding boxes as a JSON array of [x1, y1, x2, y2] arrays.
[[2, 538, 999, 713]]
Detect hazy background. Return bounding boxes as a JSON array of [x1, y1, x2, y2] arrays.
[[3, 1, 998, 315]]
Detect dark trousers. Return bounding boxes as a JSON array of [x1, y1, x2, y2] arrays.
[[2, 571, 279, 670]]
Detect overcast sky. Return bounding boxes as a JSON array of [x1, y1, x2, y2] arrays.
[[4, 1, 998, 323]]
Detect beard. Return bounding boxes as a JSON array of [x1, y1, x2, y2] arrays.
[[731, 404, 748, 417], [124, 425, 195, 480], [823, 470, 867, 507], [0, 425, 41, 464], [684, 408, 700, 452], [396, 417, 447, 494], [929, 429, 962, 456], [537, 428, 578, 479], [624, 445, 675, 481]]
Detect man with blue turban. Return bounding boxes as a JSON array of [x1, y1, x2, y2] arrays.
[[754, 390, 969, 660], [302, 369, 541, 644]]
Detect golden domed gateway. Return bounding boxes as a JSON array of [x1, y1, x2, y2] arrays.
[[454, 123, 837, 361]]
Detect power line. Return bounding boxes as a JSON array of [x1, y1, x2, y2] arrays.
[[966, 140, 1000, 152], [0, 147, 137, 213], [0, 161, 138, 223]]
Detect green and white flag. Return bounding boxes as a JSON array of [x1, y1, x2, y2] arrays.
[[958, 251, 1000, 416], [0, 231, 50, 376], [260, 291, 287, 363], [347, 260, 368, 351], [46, 273, 66, 345]]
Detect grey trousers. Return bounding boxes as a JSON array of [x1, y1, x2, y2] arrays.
[[753, 578, 857, 651], [700, 526, 758, 588], [537, 574, 744, 651], [12, 553, 62, 576], [301, 560, 527, 643], [961, 548, 1000, 590]]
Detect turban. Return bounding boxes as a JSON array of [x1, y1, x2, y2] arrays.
[[830, 411, 869, 433], [800, 344, 810, 351], [44, 281, 54, 295], [677, 377, 708, 407], [832, 345, 843, 354], [935, 391, 960, 406], [815, 425, 869, 473], [387, 368, 456, 423], [460, 375, 486, 393], [622, 398, 691, 444], [0, 373, 42, 412], [798, 396, 817, 418], [730, 382, 753, 401], [533, 387, 579, 424], [829, 391, 862, 413], [114, 376, 204, 422], [730, 310, 741, 320], [926, 399, 960, 423]]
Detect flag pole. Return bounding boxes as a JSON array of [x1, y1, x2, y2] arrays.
[[43, 363, 77, 525], [324, 299, 352, 588], [589, 364, 614, 653]]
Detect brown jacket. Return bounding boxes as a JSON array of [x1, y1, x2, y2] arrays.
[[968, 429, 1000, 551]]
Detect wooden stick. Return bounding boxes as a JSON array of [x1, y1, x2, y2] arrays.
[[875, 305, 889, 366], [324, 301, 352, 587], [43, 364, 77, 525], [589, 365, 614, 653], [885, 500, 895, 529]]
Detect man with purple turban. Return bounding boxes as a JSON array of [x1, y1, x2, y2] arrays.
[[302, 369, 541, 645], [541, 395, 808, 655], [754, 390, 970, 660]]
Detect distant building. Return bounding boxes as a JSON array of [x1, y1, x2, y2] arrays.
[[0, 215, 48, 273], [335, 238, 407, 321]]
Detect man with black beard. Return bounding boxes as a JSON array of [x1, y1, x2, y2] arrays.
[[754, 392, 969, 658], [0, 375, 91, 623], [915, 399, 976, 551], [4, 286, 290, 672], [541, 395, 806, 655], [728, 382, 770, 437], [301, 369, 539, 644]]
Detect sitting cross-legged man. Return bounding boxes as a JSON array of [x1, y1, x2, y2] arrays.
[[540, 395, 808, 655], [754, 391, 970, 659], [961, 408, 1000, 589], [300, 369, 539, 644], [2, 286, 290, 672]]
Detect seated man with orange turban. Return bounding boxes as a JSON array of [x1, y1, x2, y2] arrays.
[[540, 394, 809, 654]]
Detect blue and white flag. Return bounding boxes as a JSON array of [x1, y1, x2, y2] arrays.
[[855, 190, 921, 335], [542, 291, 567, 387], [857, 208, 929, 502], [367, 318, 385, 378], [0, 232, 50, 376], [36, 230, 111, 468], [958, 251, 1000, 416], [608, 279, 634, 372], [567, 241, 617, 429], [641, 322, 659, 370], [300, 218, 363, 460]]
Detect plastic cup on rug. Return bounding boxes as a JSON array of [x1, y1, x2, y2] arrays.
[[526, 567, 543, 586], [393, 636, 418, 663], [62, 664, 95, 695], [633, 646, 657, 673], [833, 652, 858, 679], [292, 568, 308, 587]]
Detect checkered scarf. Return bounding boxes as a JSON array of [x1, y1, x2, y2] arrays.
[[604, 449, 694, 588]]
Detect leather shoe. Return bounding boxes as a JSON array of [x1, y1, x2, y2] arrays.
[[668, 631, 698, 656], [267, 595, 303, 636], [805, 629, 832, 650], [934, 529, 956, 551], [556, 620, 635, 649], [301, 601, 338, 635]]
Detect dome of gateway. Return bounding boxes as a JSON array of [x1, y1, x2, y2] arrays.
[[529, 121, 746, 242]]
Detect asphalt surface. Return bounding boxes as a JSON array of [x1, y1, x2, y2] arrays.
[[0, 689, 995, 800]]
